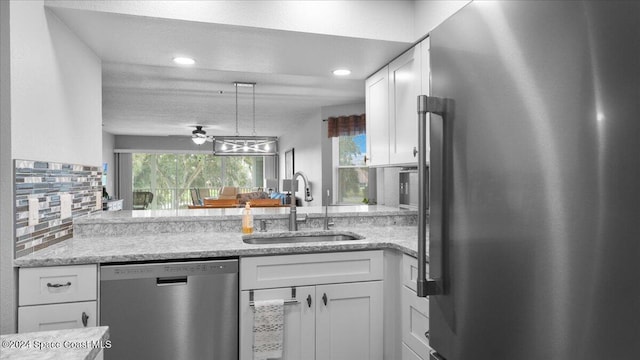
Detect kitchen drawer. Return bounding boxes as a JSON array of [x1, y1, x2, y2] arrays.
[[240, 251, 383, 290], [402, 342, 424, 360], [19, 265, 97, 306], [402, 254, 428, 292], [18, 301, 97, 333], [402, 285, 430, 359]]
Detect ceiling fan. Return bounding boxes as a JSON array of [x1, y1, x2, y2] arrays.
[[191, 125, 213, 145]]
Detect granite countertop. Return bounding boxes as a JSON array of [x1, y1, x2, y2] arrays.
[[14, 225, 424, 267], [0, 326, 109, 360], [15, 205, 425, 267]]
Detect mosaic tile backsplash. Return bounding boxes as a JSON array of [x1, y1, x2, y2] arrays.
[[14, 160, 102, 258]]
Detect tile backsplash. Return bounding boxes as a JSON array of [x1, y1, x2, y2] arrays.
[[14, 160, 102, 258]]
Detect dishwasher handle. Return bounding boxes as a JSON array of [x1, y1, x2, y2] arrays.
[[156, 276, 188, 286]]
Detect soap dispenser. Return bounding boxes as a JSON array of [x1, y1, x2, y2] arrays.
[[242, 202, 254, 234]]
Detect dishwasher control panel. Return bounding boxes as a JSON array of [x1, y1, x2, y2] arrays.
[[101, 259, 238, 281]]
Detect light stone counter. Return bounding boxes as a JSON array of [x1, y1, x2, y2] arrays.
[[0, 326, 109, 360], [14, 226, 424, 267], [16, 205, 425, 267]]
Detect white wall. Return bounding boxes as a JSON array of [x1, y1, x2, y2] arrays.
[[114, 135, 215, 154], [1, 0, 102, 334], [0, 0, 14, 336], [278, 110, 322, 207], [10, 1, 102, 165]]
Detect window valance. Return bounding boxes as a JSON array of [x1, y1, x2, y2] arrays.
[[326, 114, 366, 138]]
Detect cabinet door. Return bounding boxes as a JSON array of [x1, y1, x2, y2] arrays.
[[389, 46, 421, 165], [402, 342, 425, 360], [401, 286, 430, 359], [18, 301, 97, 333], [316, 281, 383, 360], [365, 66, 390, 166], [240, 287, 315, 360]]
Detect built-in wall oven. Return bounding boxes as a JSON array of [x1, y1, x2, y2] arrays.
[[100, 259, 238, 360]]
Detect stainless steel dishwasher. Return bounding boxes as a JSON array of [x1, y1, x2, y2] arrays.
[[100, 259, 238, 360]]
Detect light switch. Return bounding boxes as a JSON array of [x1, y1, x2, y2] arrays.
[[60, 193, 72, 219], [28, 197, 39, 226]]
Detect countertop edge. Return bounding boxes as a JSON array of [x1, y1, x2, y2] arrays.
[[14, 240, 424, 268]]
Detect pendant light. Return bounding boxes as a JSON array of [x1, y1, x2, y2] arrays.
[[212, 82, 278, 156]]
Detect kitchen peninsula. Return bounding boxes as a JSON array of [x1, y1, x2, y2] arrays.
[[14, 206, 424, 267], [13, 205, 428, 360]]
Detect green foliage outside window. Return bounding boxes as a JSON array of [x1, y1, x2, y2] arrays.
[[132, 153, 264, 209], [337, 134, 368, 204]]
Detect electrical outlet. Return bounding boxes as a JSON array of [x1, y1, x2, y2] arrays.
[[60, 193, 72, 219], [28, 197, 39, 226], [95, 191, 102, 210]]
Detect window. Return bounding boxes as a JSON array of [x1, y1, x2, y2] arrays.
[[132, 153, 265, 209], [333, 133, 369, 204]]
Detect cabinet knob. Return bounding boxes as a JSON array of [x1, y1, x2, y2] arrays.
[[322, 293, 328, 306], [307, 294, 312, 308], [81, 312, 89, 327]]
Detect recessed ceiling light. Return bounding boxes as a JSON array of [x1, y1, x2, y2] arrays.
[[173, 57, 195, 65], [333, 69, 351, 76]]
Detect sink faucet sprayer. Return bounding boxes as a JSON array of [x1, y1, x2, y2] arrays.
[[289, 171, 313, 231]]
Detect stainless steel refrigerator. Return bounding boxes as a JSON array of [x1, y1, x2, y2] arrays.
[[416, 1, 640, 359]]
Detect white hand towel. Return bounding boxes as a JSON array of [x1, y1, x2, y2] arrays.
[[253, 299, 285, 360]]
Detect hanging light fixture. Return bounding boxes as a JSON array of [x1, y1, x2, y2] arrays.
[[211, 82, 278, 156]]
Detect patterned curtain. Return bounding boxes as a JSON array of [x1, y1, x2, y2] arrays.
[[326, 114, 366, 138]]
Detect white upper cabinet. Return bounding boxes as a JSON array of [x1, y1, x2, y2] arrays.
[[366, 66, 390, 166], [366, 37, 430, 167], [389, 46, 421, 165]]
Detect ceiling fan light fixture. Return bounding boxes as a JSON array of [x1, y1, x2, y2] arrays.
[[191, 126, 208, 145], [192, 136, 207, 145]]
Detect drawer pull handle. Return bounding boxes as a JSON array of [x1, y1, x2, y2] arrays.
[[307, 294, 312, 308], [47, 282, 71, 288], [81, 312, 89, 327], [322, 293, 328, 306]]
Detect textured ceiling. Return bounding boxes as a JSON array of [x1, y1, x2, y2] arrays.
[[48, 6, 412, 137]]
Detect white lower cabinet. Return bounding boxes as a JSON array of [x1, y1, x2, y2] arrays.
[[240, 286, 316, 360], [316, 281, 383, 360], [240, 251, 384, 360], [402, 342, 424, 360], [18, 301, 97, 333], [18, 264, 98, 333], [401, 254, 431, 360], [401, 285, 430, 359]]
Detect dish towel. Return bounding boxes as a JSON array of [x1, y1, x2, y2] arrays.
[[253, 299, 285, 360]]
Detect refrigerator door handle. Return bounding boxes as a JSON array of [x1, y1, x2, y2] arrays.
[[417, 95, 449, 297]]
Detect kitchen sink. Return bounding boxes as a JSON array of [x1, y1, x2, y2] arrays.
[[242, 231, 364, 244]]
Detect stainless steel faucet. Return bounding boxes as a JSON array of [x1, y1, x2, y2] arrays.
[[289, 171, 313, 231], [323, 189, 334, 230]]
